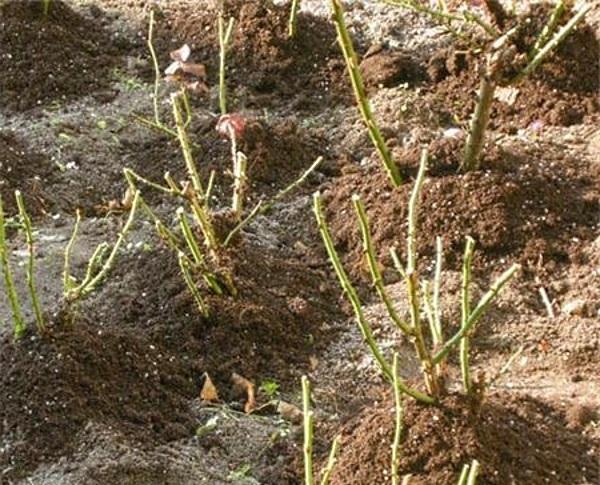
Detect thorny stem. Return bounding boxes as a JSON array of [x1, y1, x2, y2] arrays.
[[331, 0, 402, 187], [172, 93, 205, 197], [178, 251, 209, 317], [302, 376, 314, 485], [530, 0, 565, 58], [433, 264, 520, 364], [0, 194, 26, 339], [513, 4, 591, 83], [432, 236, 443, 342], [405, 150, 440, 396], [69, 191, 141, 299], [223, 156, 324, 246], [218, 15, 235, 115], [353, 195, 412, 335], [391, 354, 404, 485], [460, 237, 475, 394], [15, 192, 45, 334], [288, 0, 301, 38], [177, 207, 205, 266], [147, 9, 162, 127], [314, 193, 434, 404], [63, 209, 81, 294], [461, 73, 496, 172]]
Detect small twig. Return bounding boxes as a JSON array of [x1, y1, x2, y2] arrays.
[[457, 464, 470, 485], [538, 287, 555, 318], [512, 4, 591, 84], [529, 0, 566, 59], [487, 345, 524, 388], [63, 209, 81, 294], [433, 264, 520, 364], [177, 207, 205, 266], [331, 0, 402, 187], [432, 236, 443, 342], [15, 191, 45, 334], [319, 435, 341, 485], [353, 195, 412, 335], [223, 201, 263, 247], [132, 114, 178, 138]]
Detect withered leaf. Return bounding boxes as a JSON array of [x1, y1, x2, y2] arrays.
[[200, 373, 220, 402], [181, 62, 207, 78], [231, 372, 256, 413]]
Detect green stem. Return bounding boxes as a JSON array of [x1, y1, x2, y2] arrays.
[[466, 459, 480, 485], [218, 15, 235, 115], [457, 464, 470, 485], [513, 4, 591, 83], [353, 195, 412, 335], [288, 0, 301, 38], [530, 0, 565, 58], [432, 236, 443, 342], [15, 191, 44, 334], [331, 0, 402, 187], [63, 209, 81, 294], [302, 376, 314, 485], [314, 193, 434, 404], [460, 237, 475, 394], [178, 252, 209, 317], [147, 9, 162, 127], [0, 194, 26, 339], [391, 354, 404, 485], [461, 74, 496, 172], [319, 435, 341, 485], [433, 264, 520, 364], [69, 191, 141, 299], [177, 207, 205, 266]]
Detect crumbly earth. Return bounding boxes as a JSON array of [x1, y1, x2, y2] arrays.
[[1, 0, 598, 484]]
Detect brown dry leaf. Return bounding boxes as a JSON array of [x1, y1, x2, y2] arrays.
[[186, 81, 209, 94], [231, 372, 256, 413], [181, 62, 206, 78], [200, 373, 220, 402], [121, 187, 134, 210], [277, 400, 303, 424]]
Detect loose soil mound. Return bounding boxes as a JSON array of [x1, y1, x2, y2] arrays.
[[330, 393, 599, 484], [426, 4, 599, 130], [325, 140, 599, 278], [153, 0, 349, 110], [0, 132, 58, 216], [79, 239, 342, 392], [0, 322, 196, 481], [0, 0, 125, 111]]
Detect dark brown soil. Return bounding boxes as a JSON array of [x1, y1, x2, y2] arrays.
[[151, 0, 350, 111], [324, 139, 599, 279], [426, 5, 599, 130], [0, 0, 126, 111], [0, 132, 58, 216], [360, 47, 427, 92], [330, 392, 599, 484], [0, 321, 197, 481]]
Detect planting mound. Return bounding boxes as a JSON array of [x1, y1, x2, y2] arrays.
[[153, 0, 349, 110], [426, 4, 599, 130], [0, 132, 58, 217], [330, 393, 598, 484], [325, 141, 599, 278], [0, 322, 196, 481], [79, 239, 342, 391], [0, 0, 125, 111]]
